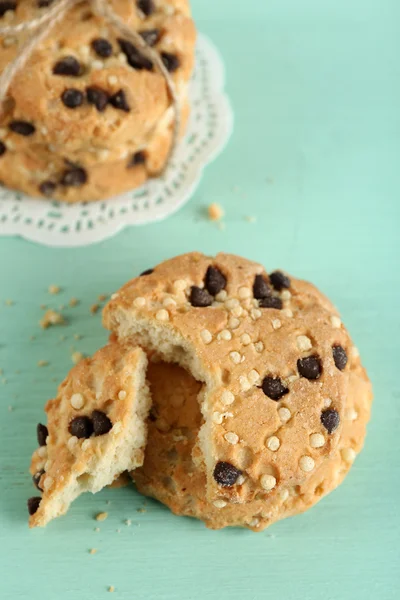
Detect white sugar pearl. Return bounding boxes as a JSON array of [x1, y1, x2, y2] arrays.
[[249, 517, 260, 527], [229, 351, 241, 364], [221, 390, 234, 405], [241, 333, 251, 345], [134, 297, 146, 308], [219, 329, 232, 341], [260, 474, 276, 491], [250, 308, 262, 321], [82, 439, 91, 451], [281, 289, 291, 301], [224, 432, 239, 445], [200, 329, 212, 344], [350, 346, 360, 359], [281, 308, 293, 318], [67, 436, 78, 451], [225, 298, 239, 310], [345, 408, 358, 421], [296, 335, 312, 351], [248, 369, 260, 385], [299, 456, 315, 472], [213, 499, 227, 509], [239, 376, 251, 392], [173, 279, 187, 292], [70, 393, 84, 410], [118, 390, 127, 400], [266, 436, 280, 451], [272, 319, 281, 330], [278, 407, 291, 423], [215, 290, 227, 301], [37, 446, 47, 458], [228, 317, 240, 330], [43, 476, 54, 491], [280, 489, 289, 502], [309, 433, 325, 448], [163, 297, 176, 308], [156, 309, 169, 322], [254, 341, 264, 353], [341, 448, 356, 462], [212, 412, 223, 424], [238, 287, 251, 299], [330, 315, 342, 328]]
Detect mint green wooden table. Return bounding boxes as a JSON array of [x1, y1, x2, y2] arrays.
[[1, 1, 399, 598]]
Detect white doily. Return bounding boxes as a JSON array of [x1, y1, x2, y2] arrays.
[[0, 33, 233, 247]]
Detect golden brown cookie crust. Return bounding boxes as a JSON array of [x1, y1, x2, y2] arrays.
[[29, 343, 150, 527], [104, 252, 373, 529]]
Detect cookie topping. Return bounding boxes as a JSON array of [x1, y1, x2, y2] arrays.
[[128, 151, 146, 168], [332, 345, 348, 371], [53, 56, 81, 76], [190, 286, 213, 307], [9, 121, 35, 136], [269, 271, 291, 290], [32, 470, 45, 491], [109, 89, 130, 112], [68, 416, 93, 438], [0, 141, 5, 156], [0, 2, 16, 17], [261, 376, 289, 400], [86, 86, 109, 112], [61, 88, 84, 109], [91, 38, 113, 58], [39, 181, 56, 197], [259, 296, 282, 309], [27, 496, 41, 516], [137, 0, 155, 16], [36, 423, 48, 446], [205, 266, 226, 295], [140, 268, 153, 276], [260, 474, 277, 491], [118, 39, 153, 70], [253, 274, 271, 299], [161, 52, 180, 73], [60, 167, 87, 187], [139, 28, 160, 46], [299, 455, 315, 472], [92, 410, 112, 436], [213, 461, 242, 487], [321, 409, 340, 434], [297, 355, 322, 380]]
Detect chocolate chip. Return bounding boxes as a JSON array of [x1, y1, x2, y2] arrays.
[[137, 0, 155, 16], [261, 376, 289, 400], [297, 355, 322, 380], [213, 461, 242, 487], [86, 86, 109, 112], [139, 28, 160, 46], [69, 416, 93, 438], [321, 409, 340, 433], [205, 266, 226, 295], [118, 39, 153, 71], [32, 470, 45, 491], [36, 423, 48, 446], [92, 410, 112, 436], [332, 345, 347, 371], [161, 52, 180, 73], [109, 89, 130, 112], [189, 286, 213, 307], [60, 167, 87, 187], [253, 274, 271, 299], [0, 2, 16, 17], [39, 181, 56, 197], [128, 151, 146, 168], [61, 88, 84, 109], [9, 121, 35, 136], [91, 38, 113, 58], [53, 56, 81, 76], [0, 141, 6, 156], [140, 268, 153, 276], [27, 496, 41, 516], [269, 271, 291, 291], [259, 296, 282, 309]]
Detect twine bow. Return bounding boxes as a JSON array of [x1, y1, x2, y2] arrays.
[[0, 0, 180, 172]]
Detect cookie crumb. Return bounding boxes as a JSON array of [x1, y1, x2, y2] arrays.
[[89, 548, 97, 555], [37, 360, 49, 367], [74, 333, 82, 340], [208, 202, 224, 221], [40, 309, 65, 329], [95, 511, 108, 522], [90, 304, 100, 315], [108, 586, 115, 593], [71, 351, 84, 364], [69, 297, 79, 307], [124, 519, 131, 526], [245, 215, 256, 223], [137, 507, 146, 514], [48, 284, 61, 295], [94, 527, 100, 532], [98, 294, 108, 302], [5, 299, 14, 306]]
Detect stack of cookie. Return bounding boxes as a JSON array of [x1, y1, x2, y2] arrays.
[[28, 253, 372, 531], [0, 0, 196, 202]]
